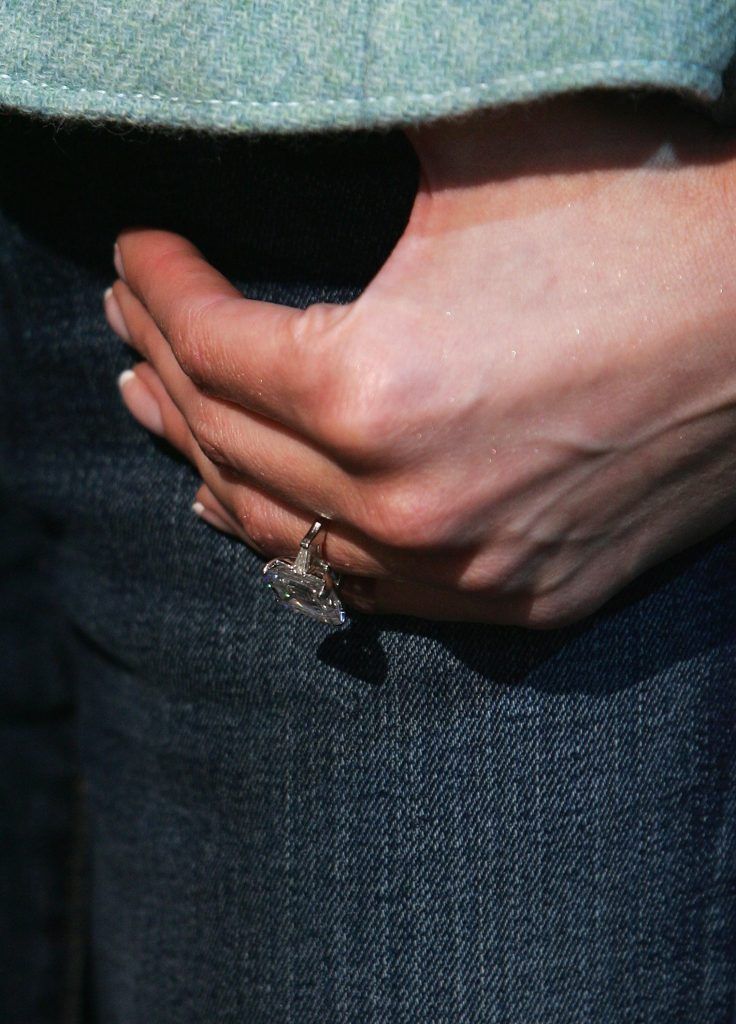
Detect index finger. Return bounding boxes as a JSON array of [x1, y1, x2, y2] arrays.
[[115, 228, 341, 435]]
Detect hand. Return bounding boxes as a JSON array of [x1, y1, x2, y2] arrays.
[[105, 93, 736, 628]]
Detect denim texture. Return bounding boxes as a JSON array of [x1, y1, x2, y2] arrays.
[[0, 489, 85, 1023], [1, 1, 736, 132], [0, 111, 734, 1022]]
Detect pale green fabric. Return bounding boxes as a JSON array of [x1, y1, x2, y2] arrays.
[[0, 1, 735, 133]]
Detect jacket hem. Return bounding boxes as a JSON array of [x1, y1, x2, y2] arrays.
[[0, 58, 725, 134]]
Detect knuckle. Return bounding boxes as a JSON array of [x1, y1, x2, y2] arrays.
[[521, 563, 616, 629], [190, 405, 234, 469], [291, 301, 339, 345], [289, 311, 411, 465], [455, 549, 524, 594], [359, 479, 455, 549], [234, 498, 284, 557], [316, 373, 404, 467], [284, 303, 338, 412], [523, 594, 588, 631], [171, 298, 227, 389]]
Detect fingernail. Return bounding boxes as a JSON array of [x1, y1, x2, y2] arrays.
[[104, 286, 130, 341], [117, 368, 165, 436], [192, 500, 238, 537], [113, 242, 126, 281]]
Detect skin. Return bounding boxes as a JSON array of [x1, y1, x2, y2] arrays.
[[105, 91, 736, 628]]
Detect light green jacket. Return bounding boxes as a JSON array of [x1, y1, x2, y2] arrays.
[[0, 2, 735, 133]]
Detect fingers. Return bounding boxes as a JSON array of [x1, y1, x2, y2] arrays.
[[192, 475, 523, 625], [108, 279, 360, 525], [116, 361, 399, 579], [192, 483, 243, 539], [116, 363, 553, 627], [118, 360, 195, 457], [117, 360, 517, 595], [114, 228, 347, 435]]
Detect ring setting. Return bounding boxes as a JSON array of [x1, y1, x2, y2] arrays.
[[262, 520, 346, 625]]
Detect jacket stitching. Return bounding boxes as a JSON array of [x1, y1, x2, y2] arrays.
[[0, 58, 723, 109]]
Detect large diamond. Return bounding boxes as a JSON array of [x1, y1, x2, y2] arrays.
[[263, 559, 346, 625]]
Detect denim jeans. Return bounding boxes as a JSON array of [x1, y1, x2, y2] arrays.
[[0, 111, 734, 1024]]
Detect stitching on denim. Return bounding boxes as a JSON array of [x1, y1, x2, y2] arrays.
[[0, 58, 723, 111]]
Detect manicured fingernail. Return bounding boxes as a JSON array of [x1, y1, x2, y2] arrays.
[[192, 501, 238, 537], [113, 242, 126, 281], [104, 286, 130, 341], [117, 369, 165, 436]]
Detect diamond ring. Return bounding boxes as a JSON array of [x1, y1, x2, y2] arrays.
[[262, 520, 346, 625]]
